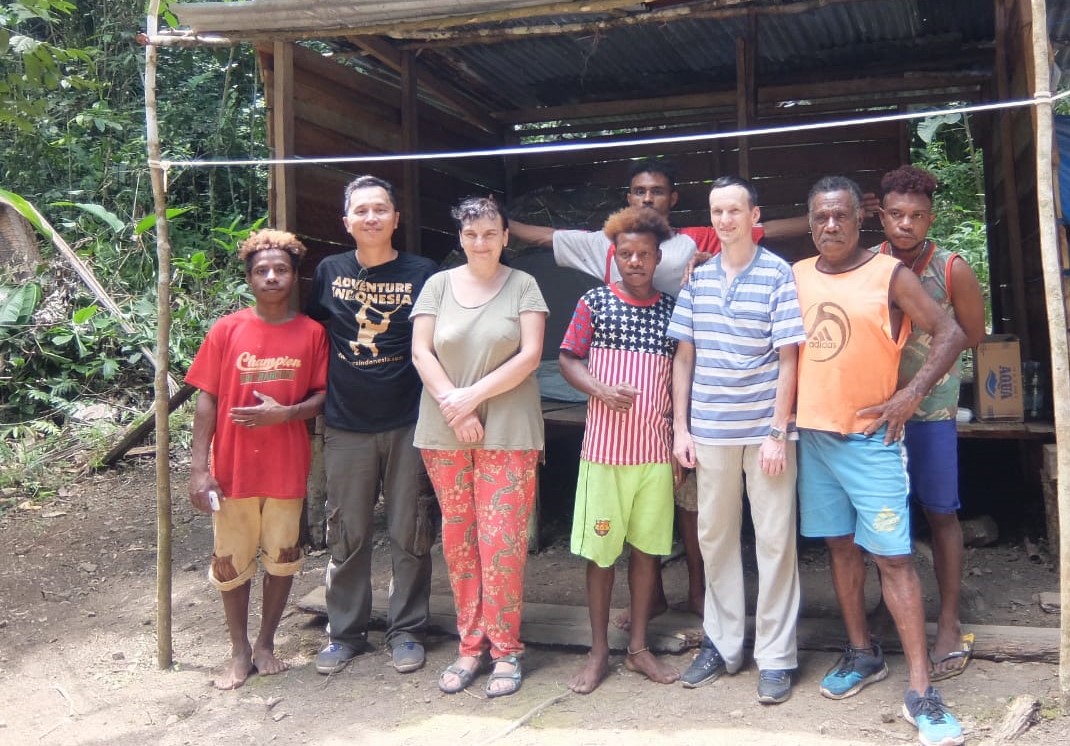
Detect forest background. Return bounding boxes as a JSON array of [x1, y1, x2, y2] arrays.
[[0, 0, 993, 506]]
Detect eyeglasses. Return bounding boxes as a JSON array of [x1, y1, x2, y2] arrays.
[[881, 208, 931, 222]]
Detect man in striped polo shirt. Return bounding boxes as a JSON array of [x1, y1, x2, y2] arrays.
[[667, 176, 806, 704]]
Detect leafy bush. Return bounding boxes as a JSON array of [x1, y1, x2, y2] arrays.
[[913, 113, 991, 328]]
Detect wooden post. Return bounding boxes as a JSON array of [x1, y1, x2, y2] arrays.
[[994, 0, 1033, 354], [1027, 0, 1070, 712], [400, 50, 422, 255], [734, 12, 757, 179], [144, 0, 173, 670], [271, 42, 295, 232]]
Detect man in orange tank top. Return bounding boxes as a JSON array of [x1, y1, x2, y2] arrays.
[[793, 177, 967, 746]]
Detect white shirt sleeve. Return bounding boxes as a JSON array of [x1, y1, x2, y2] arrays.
[[552, 229, 613, 283]]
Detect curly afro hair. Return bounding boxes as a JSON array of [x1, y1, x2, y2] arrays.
[[237, 229, 308, 271], [602, 206, 672, 245], [879, 165, 938, 201]]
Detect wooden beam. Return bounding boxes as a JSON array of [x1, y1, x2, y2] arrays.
[[271, 41, 296, 232], [400, 50, 422, 255], [735, 12, 757, 178], [994, 0, 1032, 354], [388, 0, 861, 47], [99, 384, 196, 468], [1026, 0, 1070, 711], [351, 35, 498, 134], [295, 588, 1063, 662], [499, 72, 986, 125]]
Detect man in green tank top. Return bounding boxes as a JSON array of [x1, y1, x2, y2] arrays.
[[874, 165, 986, 682]]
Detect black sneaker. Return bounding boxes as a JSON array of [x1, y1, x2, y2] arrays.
[[681, 637, 726, 689], [757, 668, 793, 704]]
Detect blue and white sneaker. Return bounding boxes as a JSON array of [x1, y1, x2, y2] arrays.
[[902, 686, 965, 746], [819, 641, 889, 699]]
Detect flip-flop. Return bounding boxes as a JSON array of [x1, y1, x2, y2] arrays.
[[485, 654, 523, 699], [929, 632, 975, 682]]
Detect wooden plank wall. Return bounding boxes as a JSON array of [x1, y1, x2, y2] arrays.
[[985, 0, 1048, 370], [505, 104, 903, 263], [257, 43, 506, 275]]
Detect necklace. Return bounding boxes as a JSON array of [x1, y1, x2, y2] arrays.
[[886, 240, 931, 274], [909, 240, 932, 273]]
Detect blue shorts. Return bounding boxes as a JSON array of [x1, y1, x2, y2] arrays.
[[798, 428, 912, 557], [903, 419, 960, 514]]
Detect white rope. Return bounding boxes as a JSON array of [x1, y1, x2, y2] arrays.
[[150, 90, 1070, 173]]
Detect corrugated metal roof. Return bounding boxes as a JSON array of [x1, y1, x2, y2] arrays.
[[174, 0, 620, 35], [169, 0, 1067, 115]]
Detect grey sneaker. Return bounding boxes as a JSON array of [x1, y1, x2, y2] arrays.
[[391, 640, 426, 673], [819, 641, 888, 699], [757, 669, 793, 704], [681, 637, 727, 688], [315, 641, 359, 675]]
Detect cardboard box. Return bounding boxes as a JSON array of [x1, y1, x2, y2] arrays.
[[973, 334, 1023, 422]]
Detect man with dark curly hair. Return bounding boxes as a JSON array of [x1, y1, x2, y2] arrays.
[[187, 229, 329, 690], [560, 205, 682, 694], [873, 165, 985, 683]]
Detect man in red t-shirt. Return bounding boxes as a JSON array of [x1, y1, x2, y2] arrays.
[[186, 229, 328, 690]]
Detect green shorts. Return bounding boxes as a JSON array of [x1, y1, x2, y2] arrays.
[[570, 460, 674, 568]]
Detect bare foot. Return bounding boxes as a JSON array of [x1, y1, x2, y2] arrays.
[[623, 648, 678, 684], [568, 651, 610, 694], [212, 650, 256, 690], [612, 596, 669, 631], [930, 626, 969, 678], [251, 645, 289, 676]]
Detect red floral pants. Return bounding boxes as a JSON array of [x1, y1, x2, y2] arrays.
[[421, 448, 539, 659]]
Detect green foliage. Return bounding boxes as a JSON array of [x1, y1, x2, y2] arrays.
[[0, 0, 95, 131], [912, 113, 991, 327]]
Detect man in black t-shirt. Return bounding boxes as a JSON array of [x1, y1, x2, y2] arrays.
[[306, 175, 438, 676]]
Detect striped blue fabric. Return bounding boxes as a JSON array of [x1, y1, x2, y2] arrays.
[[667, 247, 806, 445]]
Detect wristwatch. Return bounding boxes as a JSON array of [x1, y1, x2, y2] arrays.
[[768, 426, 787, 441]]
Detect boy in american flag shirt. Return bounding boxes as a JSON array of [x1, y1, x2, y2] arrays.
[[559, 206, 682, 694]]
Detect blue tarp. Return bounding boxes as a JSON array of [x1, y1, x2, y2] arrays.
[[1056, 115, 1070, 224]]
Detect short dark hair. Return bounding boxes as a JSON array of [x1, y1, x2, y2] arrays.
[[808, 176, 864, 212], [451, 196, 508, 231], [627, 157, 677, 189], [710, 176, 759, 208], [343, 175, 398, 213], [602, 206, 672, 245], [238, 229, 307, 271], [880, 165, 938, 201]]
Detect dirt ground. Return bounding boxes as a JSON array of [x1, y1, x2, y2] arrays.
[[0, 458, 1066, 746]]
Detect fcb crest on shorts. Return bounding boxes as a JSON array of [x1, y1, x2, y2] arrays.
[[593, 519, 611, 536]]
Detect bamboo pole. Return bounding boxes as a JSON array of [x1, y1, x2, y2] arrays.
[[1027, 0, 1070, 711], [144, 0, 174, 670]]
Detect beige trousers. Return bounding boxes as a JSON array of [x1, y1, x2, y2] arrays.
[[694, 442, 801, 672]]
